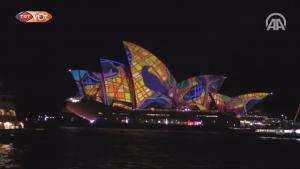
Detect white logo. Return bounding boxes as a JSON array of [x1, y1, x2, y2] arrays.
[[266, 13, 286, 31]]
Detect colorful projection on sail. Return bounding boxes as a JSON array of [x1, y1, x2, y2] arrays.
[[67, 41, 271, 116], [211, 92, 271, 115], [69, 69, 104, 103], [123, 41, 176, 109], [100, 59, 132, 108], [175, 75, 226, 110]]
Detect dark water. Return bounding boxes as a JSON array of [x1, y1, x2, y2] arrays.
[[1, 128, 300, 169]]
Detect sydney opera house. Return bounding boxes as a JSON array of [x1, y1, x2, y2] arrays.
[[66, 41, 272, 125]]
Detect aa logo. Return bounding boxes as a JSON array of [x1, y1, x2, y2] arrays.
[[266, 13, 286, 31], [16, 11, 52, 23]]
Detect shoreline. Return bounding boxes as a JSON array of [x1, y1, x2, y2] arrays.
[[2, 125, 300, 141]]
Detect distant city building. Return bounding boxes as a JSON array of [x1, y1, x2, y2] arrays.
[[66, 41, 271, 121], [0, 82, 24, 129]]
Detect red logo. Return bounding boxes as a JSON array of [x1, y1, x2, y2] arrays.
[[16, 12, 33, 22]]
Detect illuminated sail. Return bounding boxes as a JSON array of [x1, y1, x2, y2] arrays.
[[175, 75, 226, 110], [237, 92, 271, 113], [211, 93, 242, 112], [69, 70, 104, 103], [211, 92, 271, 115], [100, 59, 132, 109], [123, 41, 176, 109], [175, 76, 204, 108], [197, 75, 226, 108], [69, 70, 87, 97]]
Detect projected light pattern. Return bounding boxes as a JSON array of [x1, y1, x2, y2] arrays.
[[175, 75, 226, 110], [198, 75, 226, 93], [237, 92, 271, 101], [183, 82, 203, 101], [175, 77, 203, 106], [112, 102, 132, 110], [211, 93, 242, 111], [67, 41, 272, 117], [100, 59, 132, 107], [123, 41, 176, 109], [82, 72, 104, 103], [70, 70, 104, 103], [70, 70, 88, 97], [195, 75, 226, 109], [211, 92, 271, 115], [237, 92, 271, 113]]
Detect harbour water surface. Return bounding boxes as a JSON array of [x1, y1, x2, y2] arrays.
[[1, 127, 300, 169]]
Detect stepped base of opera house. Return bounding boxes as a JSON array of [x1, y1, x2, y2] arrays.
[[58, 98, 299, 137], [64, 97, 239, 128]]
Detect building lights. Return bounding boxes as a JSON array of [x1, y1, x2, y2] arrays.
[[19, 122, 24, 128], [121, 117, 129, 124], [193, 121, 202, 126], [187, 120, 193, 126], [68, 97, 81, 103], [283, 129, 294, 134], [295, 129, 300, 134], [89, 119, 96, 124], [164, 118, 169, 125], [3, 122, 13, 129], [44, 115, 49, 121]]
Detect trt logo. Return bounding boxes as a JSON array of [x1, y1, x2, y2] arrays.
[[16, 11, 52, 23], [266, 13, 286, 31], [17, 11, 33, 22]]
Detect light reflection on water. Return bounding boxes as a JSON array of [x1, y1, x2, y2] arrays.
[[259, 136, 300, 142], [1, 128, 300, 169], [0, 143, 20, 169]]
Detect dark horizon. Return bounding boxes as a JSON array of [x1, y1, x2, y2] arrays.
[[2, 1, 300, 118]]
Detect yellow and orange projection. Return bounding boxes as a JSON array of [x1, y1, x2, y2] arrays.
[[123, 41, 176, 108], [104, 66, 131, 104]]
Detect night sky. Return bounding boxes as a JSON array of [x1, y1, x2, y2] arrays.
[[2, 1, 300, 118]]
